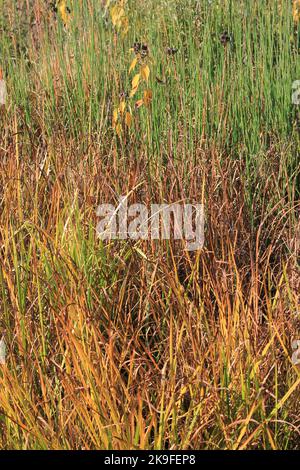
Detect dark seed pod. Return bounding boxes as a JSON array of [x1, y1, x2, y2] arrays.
[[220, 31, 231, 46], [50, 1, 58, 13], [167, 47, 178, 56], [119, 91, 129, 100], [133, 41, 149, 57]]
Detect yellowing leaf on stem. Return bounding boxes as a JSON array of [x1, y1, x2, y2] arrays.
[[141, 65, 150, 83], [132, 73, 140, 90], [129, 57, 138, 74], [143, 89, 153, 106], [130, 73, 140, 97], [111, 3, 128, 33], [119, 101, 126, 115], [293, 0, 300, 22], [58, 0, 71, 25], [135, 99, 144, 109], [125, 112, 132, 128], [112, 108, 119, 127], [111, 5, 123, 26]]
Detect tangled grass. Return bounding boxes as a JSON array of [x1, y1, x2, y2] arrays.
[[0, 0, 299, 449]]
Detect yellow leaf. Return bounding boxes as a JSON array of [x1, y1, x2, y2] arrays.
[[135, 99, 144, 109], [110, 5, 120, 25], [132, 73, 140, 90], [141, 64, 150, 83], [111, 5, 125, 27], [130, 73, 141, 97], [129, 89, 136, 98], [125, 112, 132, 128], [112, 108, 118, 127], [143, 89, 152, 106], [129, 57, 138, 74], [59, 0, 71, 25], [118, 8, 125, 18], [119, 101, 126, 115], [293, 0, 300, 23]]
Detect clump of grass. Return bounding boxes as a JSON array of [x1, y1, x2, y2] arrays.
[[0, 0, 299, 449]]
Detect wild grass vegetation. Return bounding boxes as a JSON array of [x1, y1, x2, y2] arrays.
[[0, 0, 299, 450]]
